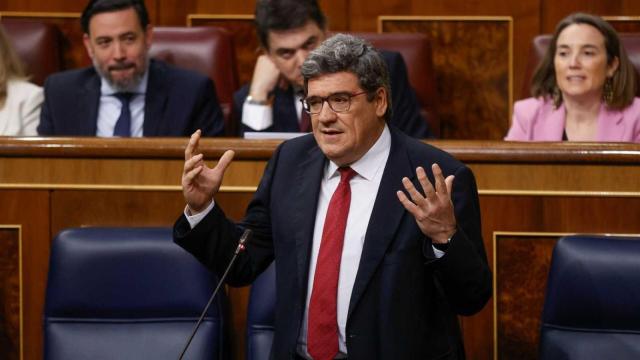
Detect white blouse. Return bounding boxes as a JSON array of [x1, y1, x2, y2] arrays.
[[0, 79, 43, 136]]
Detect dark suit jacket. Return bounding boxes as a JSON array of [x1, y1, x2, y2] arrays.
[[233, 51, 432, 138], [38, 59, 224, 136], [174, 126, 491, 359]]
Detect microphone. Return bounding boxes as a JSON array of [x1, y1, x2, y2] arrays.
[[177, 228, 252, 360]]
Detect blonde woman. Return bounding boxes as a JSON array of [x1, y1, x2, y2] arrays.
[[0, 26, 43, 136]]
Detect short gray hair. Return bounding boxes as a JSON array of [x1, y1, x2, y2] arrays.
[[301, 33, 392, 121]]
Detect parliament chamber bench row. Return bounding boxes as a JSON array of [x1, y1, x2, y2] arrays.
[[5, 17, 640, 138], [0, 18, 438, 136], [0, 137, 639, 359]]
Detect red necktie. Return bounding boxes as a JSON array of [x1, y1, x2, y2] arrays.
[[308, 167, 357, 360], [300, 108, 311, 132]]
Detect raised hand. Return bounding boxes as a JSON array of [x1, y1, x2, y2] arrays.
[[396, 163, 457, 244], [248, 54, 281, 103], [182, 130, 235, 214]]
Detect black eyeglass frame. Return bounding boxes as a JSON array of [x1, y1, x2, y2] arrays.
[[301, 91, 369, 114]]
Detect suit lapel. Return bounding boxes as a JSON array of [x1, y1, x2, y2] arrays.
[[347, 130, 413, 319], [293, 144, 326, 298], [597, 104, 624, 141], [541, 102, 566, 140], [143, 61, 167, 136], [273, 86, 302, 132], [79, 73, 101, 135]]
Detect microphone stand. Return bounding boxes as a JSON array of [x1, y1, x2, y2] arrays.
[[177, 229, 252, 360]]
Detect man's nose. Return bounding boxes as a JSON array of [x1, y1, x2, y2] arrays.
[[317, 99, 336, 123], [113, 41, 126, 60]]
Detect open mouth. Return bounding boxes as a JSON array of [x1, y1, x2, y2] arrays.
[[109, 63, 135, 72]]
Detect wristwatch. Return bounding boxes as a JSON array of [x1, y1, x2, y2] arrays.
[[246, 95, 270, 106]]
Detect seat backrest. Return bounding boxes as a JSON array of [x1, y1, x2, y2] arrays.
[[246, 262, 276, 360], [521, 34, 640, 98], [150, 26, 239, 134], [539, 235, 640, 359], [0, 19, 63, 86], [44, 227, 227, 360], [352, 32, 439, 136]]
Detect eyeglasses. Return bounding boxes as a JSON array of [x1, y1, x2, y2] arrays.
[[301, 91, 368, 114]]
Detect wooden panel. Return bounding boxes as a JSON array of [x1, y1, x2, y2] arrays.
[[0, 191, 50, 360], [604, 16, 640, 33], [540, 1, 640, 33], [380, 17, 512, 140], [494, 233, 557, 360], [0, 227, 20, 360], [1, 138, 640, 360]]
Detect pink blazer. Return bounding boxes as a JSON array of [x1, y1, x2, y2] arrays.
[[505, 97, 640, 142]]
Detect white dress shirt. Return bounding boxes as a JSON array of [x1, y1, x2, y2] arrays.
[[96, 71, 148, 137], [241, 92, 304, 131]]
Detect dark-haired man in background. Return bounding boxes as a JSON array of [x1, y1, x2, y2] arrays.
[[38, 0, 224, 137], [234, 0, 432, 138]]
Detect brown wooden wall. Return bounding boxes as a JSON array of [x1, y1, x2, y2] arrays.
[[1, 137, 640, 360], [2, 1, 640, 139]]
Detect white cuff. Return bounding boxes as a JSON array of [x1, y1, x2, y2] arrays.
[[184, 200, 215, 229], [242, 100, 273, 131]]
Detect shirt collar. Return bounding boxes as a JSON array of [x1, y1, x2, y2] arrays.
[[326, 124, 391, 181]]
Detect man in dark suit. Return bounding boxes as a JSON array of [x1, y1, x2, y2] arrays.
[[175, 34, 491, 359], [38, 0, 224, 137], [234, 0, 431, 139]]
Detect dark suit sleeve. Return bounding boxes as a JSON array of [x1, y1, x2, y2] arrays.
[[427, 165, 491, 315], [37, 77, 54, 135], [233, 85, 249, 137], [192, 77, 225, 137], [385, 51, 433, 139], [173, 143, 283, 286]]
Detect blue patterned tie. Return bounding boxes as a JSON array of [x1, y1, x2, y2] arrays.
[[113, 92, 134, 137]]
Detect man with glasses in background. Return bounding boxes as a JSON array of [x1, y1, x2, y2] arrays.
[[176, 34, 490, 359]]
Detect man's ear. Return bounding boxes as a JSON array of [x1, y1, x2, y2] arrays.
[[82, 33, 94, 59], [374, 87, 388, 118]]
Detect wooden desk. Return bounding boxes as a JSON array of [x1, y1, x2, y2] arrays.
[[1, 137, 639, 360]]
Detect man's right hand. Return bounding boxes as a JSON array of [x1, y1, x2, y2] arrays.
[[248, 55, 281, 102], [182, 130, 235, 214]]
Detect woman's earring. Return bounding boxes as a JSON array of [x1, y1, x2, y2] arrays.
[[603, 77, 613, 105], [552, 85, 562, 108]]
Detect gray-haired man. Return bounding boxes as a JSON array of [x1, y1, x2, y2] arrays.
[[176, 34, 491, 360]]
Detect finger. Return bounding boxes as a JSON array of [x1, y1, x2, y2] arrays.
[[185, 129, 201, 161], [445, 175, 455, 197], [432, 163, 448, 197], [213, 150, 235, 176], [183, 153, 203, 173], [416, 166, 436, 201], [396, 190, 420, 217], [402, 176, 427, 206], [183, 165, 203, 184]]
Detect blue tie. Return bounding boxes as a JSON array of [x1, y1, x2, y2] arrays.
[[113, 92, 134, 137]]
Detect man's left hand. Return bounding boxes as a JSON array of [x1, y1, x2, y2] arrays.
[[396, 163, 457, 244]]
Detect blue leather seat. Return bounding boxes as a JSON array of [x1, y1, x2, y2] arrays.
[[246, 262, 276, 360], [44, 227, 227, 360], [539, 235, 640, 359]]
